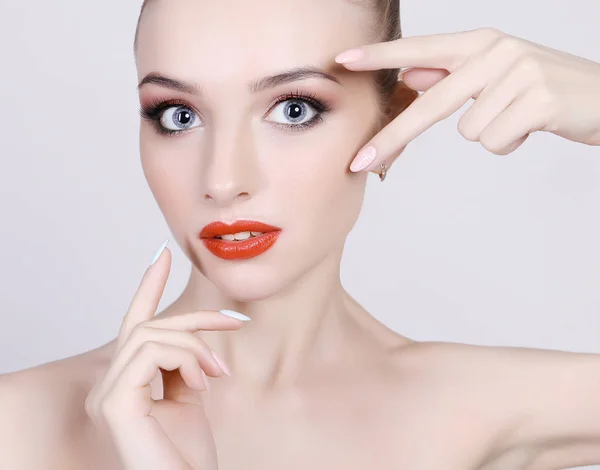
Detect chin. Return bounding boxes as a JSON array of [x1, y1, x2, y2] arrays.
[[208, 263, 293, 302], [210, 267, 287, 302]]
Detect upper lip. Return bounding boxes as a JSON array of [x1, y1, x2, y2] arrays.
[[200, 220, 281, 238]]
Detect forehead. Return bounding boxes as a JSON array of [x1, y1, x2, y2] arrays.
[[135, 0, 376, 82]]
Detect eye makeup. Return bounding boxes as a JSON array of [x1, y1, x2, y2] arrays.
[[139, 97, 198, 136], [264, 88, 332, 132], [139, 87, 334, 137]]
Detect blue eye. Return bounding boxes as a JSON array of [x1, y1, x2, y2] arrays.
[[140, 93, 330, 136], [266, 100, 317, 126], [159, 105, 201, 131]]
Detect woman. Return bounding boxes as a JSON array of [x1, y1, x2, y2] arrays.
[[1, 0, 600, 469]]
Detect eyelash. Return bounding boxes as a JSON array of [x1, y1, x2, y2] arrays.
[[139, 89, 332, 137]]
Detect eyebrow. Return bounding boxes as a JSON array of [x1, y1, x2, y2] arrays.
[[137, 67, 341, 94]]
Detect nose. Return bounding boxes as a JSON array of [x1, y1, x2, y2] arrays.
[[201, 123, 261, 208]]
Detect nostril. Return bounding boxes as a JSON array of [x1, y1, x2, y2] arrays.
[[203, 190, 252, 205]]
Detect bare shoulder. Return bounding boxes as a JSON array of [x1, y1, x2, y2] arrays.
[[0, 344, 113, 470], [389, 339, 580, 386], [385, 340, 547, 416], [383, 341, 586, 467]]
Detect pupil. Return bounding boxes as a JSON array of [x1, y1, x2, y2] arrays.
[[286, 102, 303, 120], [177, 108, 191, 125]]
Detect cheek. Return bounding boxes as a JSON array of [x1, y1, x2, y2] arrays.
[[266, 113, 375, 239], [140, 128, 199, 231]]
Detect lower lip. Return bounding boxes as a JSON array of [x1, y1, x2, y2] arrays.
[[201, 231, 281, 260]]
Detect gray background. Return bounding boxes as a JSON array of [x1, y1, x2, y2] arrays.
[[0, 1, 599, 466]]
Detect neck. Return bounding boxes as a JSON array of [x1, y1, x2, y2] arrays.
[[170, 249, 363, 387]]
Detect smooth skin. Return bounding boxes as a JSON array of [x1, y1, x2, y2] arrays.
[[82, 245, 245, 470], [1, 1, 600, 469], [4, 247, 600, 470]]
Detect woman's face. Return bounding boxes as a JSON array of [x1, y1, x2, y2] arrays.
[[136, 0, 384, 301]]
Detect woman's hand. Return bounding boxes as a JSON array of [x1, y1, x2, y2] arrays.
[[335, 28, 600, 173], [84, 241, 247, 470]]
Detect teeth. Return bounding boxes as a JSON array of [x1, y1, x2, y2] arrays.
[[216, 231, 265, 241], [233, 231, 251, 241]]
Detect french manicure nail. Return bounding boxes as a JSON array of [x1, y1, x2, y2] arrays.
[[350, 145, 377, 172], [212, 350, 231, 376], [150, 238, 169, 266], [335, 48, 364, 64], [220, 309, 251, 321]]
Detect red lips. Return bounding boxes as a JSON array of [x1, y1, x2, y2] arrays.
[[199, 220, 282, 260]]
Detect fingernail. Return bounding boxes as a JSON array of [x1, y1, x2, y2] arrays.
[[335, 48, 364, 64], [211, 350, 231, 376], [150, 238, 169, 266], [220, 309, 251, 321], [350, 146, 377, 172]]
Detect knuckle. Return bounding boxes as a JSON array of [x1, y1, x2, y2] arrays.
[[532, 86, 556, 110], [516, 54, 545, 81], [139, 340, 161, 356], [457, 117, 478, 142], [493, 36, 525, 59], [492, 146, 510, 155], [475, 27, 505, 43], [480, 135, 506, 155]]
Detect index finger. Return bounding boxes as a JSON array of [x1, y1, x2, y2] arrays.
[[117, 238, 171, 350], [335, 28, 504, 71]]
